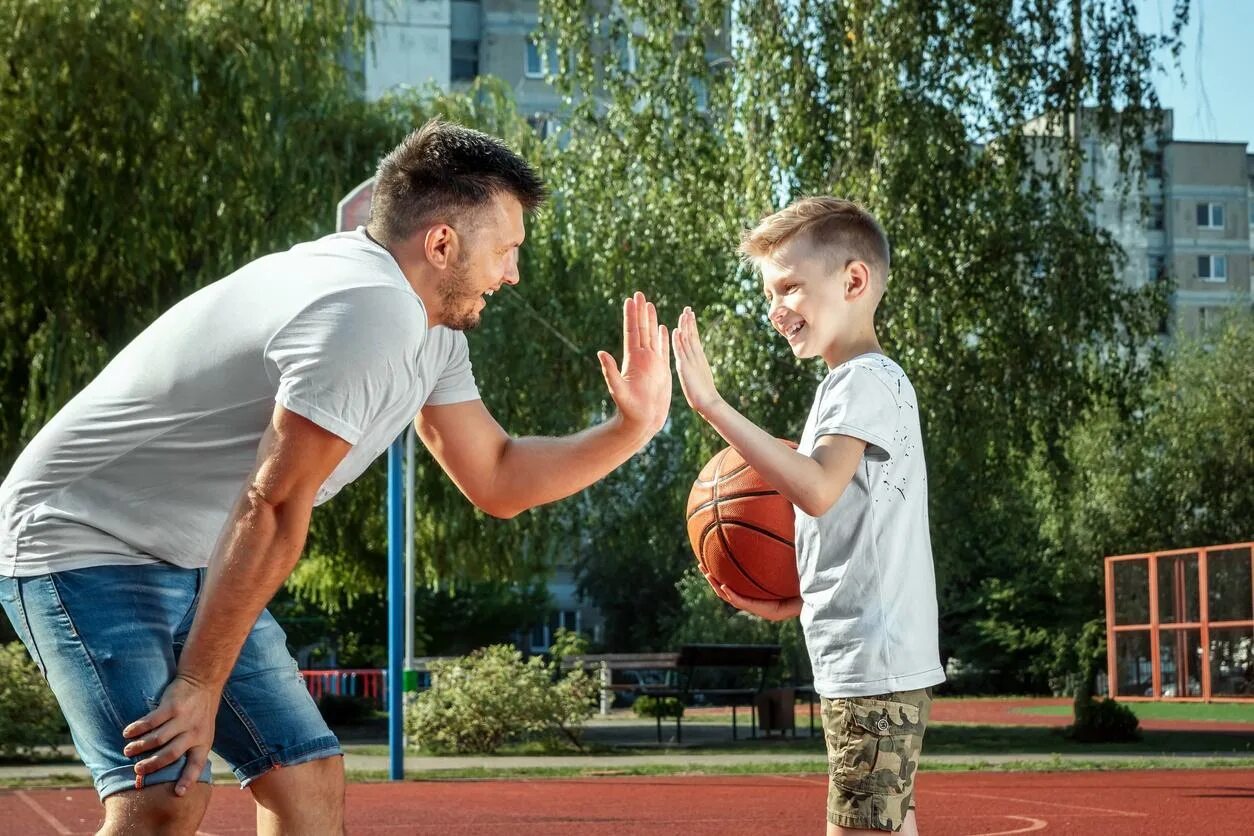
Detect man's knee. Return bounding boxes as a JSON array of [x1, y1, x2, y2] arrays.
[[100, 783, 212, 836], [250, 754, 345, 819]]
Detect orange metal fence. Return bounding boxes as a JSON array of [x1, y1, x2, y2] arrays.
[[1105, 542, 1254, 701]]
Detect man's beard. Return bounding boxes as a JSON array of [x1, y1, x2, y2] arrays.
[[439, 258, 482, 332]]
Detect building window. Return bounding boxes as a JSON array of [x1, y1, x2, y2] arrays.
[[451, 39, 479, 82], [1196, 202, 1225, 229], [1197, 255, 1227, 282], [525, 38, 558, 78], [1148, 200, 1164, 231], [1148, 254, 1165, 283]]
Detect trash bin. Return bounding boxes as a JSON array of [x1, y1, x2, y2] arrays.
[[755, 687, 796, 735]]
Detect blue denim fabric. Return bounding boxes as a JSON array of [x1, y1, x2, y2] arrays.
[[0, 563, 340, 800]]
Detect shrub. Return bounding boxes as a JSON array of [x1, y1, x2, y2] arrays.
[[405, 645, 597, 754], [632, 695, 684, 720], [1069, 698, 1140, 742], [0, 642, 65, 757], [315, 693, 377, 725]]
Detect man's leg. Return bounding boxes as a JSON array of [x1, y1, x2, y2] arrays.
[[98, 784, 212, 836], [207, 608, 343, 833], [0, 567, 216, 830], [249, 754, 345, 835]]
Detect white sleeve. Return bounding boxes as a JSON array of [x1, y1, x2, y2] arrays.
[[810, 366, 900, 462], [266, 287, 426, 444], [425, 329, 481, 406]]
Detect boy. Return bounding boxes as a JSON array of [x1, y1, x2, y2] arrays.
[[671, 197, 944, 835]]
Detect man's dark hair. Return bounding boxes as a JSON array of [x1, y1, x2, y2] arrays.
[[368, 119, 547, 245]]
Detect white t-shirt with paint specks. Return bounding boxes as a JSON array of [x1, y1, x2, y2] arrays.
[[0, 229, 480, 577], [795, 353, 945, 698]]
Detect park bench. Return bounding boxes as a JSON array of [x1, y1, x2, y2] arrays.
[[644, 643, 783, 743]]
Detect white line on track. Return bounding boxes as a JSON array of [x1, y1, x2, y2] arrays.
[[15, 791, 72, 835], [929, 789, 1147, 817], [963, 815, 1049, 836]]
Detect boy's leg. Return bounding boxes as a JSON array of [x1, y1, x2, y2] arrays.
[[206, 607, 343, 833], [821, 689, 931, 833], [0, 566, 216, 832]]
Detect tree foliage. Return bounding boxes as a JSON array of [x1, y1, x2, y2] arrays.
[[537, 0, 1190, 674], [0, 0, 1208, 689]]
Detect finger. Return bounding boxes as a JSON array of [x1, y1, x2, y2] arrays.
[[658, 323, 670, 367], [644, 300, 658, 352], [123, 706, 172, 740], [598, 350, 622, 395], [134, 731, 192, 778], [174, 748, 209, 798], [123, 726, 171, 758], [633, 292, 648, 350], [703, 573, 730, 603], [622, 296, 636, 360]]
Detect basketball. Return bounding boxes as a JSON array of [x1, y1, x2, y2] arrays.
[[685, 443, 800, 601]]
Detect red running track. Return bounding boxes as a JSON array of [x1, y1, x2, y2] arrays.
[[2, 769, 1251, 835]]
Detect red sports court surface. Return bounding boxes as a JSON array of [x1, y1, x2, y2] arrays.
[[3, 769, 1251, 834]]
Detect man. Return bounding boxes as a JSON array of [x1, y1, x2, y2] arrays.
[[0, 120, 671, 835]]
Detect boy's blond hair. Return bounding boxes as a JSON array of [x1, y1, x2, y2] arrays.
[[739, 197, 891, 291]]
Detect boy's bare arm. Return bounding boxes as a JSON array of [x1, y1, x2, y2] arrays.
[[673, 307, 865, 518]]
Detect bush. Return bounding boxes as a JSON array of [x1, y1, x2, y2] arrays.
[[315, 693, 377, 726], [1068, 698, 1140, 742], [0, 642, 65, 757], [405, 645, 597, 754], [632, 695, 684, 720]]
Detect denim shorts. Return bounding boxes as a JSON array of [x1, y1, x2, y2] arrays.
[[0, 562, 341, 800]]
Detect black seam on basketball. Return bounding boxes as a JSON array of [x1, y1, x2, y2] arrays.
[[702, 518, 787, 599], [687, 490, 784, 519], [698, 517, 794, 551], [692, 460, 751, 488]]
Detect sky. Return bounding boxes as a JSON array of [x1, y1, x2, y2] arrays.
[[1138, 0, 1254, 149]]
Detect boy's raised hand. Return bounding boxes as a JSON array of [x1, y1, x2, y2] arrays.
[[672, 307, 723, 416]]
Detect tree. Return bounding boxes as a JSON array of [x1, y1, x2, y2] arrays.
[[1025, 311, 1254, 690], [537, 0, 1189, 676], [0, 1, 556, 630]]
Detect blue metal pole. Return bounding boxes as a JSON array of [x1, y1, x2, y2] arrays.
[[386, 436, 405, 781]]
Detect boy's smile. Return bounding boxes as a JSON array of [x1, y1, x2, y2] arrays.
[[760, 235, 881, 368]]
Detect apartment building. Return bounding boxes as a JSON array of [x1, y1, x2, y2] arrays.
[[362, 0, 559, 119], [1081, 109, 1253, 337]]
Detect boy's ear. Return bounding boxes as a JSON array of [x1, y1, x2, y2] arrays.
[[845, 260, 872, 299]]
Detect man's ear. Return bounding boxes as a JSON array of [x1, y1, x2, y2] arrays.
[[423, 224, 459, 270], [845, 260, 873, 300]]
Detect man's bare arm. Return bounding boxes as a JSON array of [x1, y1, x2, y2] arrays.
[[121, 405, 351, 795]]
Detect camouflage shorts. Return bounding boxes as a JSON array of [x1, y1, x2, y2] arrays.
[[821, 688, 931, 832]]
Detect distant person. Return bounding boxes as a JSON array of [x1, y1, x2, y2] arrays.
[[0, 119, 671, 835], [671, 197, 944, 835]]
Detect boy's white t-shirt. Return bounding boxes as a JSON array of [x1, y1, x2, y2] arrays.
[[796, 353, 945, 698], [0, 229, 480, 577]]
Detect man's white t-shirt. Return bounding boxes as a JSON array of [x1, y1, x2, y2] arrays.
[[0, 229, 480, 577], [796, 353, 945, 698]]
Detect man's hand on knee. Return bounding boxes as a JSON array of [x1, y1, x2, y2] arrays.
[[122, 674, 219, 796]]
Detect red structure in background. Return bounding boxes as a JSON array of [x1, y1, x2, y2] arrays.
[[1105, 542, 1254, 701], [301, 668, 386, 708]]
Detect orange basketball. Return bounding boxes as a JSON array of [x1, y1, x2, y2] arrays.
[[685, 443, 800, 601]]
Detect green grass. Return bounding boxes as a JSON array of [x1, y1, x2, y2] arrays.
[[1016, 701, 1254, 723], [338, 755, 1254, 783]]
